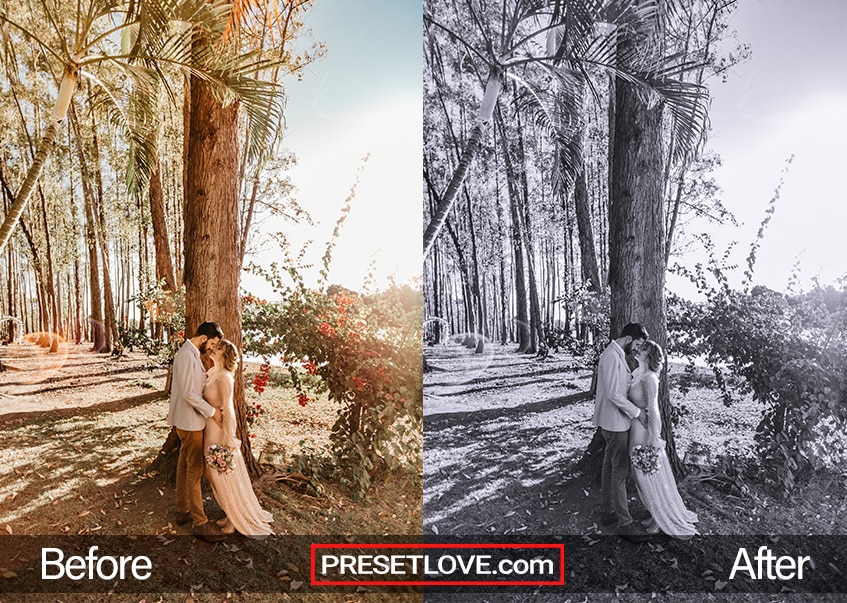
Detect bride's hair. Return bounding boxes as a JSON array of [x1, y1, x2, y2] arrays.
[[642, 340, 664, 372], [219, 339, 240, 372]]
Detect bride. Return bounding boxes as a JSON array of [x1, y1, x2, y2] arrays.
[[628, 340, 698, 539], [203, 339, 274, 538]]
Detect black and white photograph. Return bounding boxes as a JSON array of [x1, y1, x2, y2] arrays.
[[423, 0, 847, 594]]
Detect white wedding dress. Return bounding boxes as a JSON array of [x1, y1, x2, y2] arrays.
[[628, 368, 698, 539], [204, 367, 274, 538]]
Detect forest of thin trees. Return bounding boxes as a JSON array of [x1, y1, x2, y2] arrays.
[[0, 0, 320, 474], [423, 0, 742, 355], [0, 0, 317, 354]]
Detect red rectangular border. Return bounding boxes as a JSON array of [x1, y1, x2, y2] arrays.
[[310, 543, 565, 586]]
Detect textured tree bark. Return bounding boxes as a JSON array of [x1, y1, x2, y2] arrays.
[[573, 131, 602, 294], [607, 30, 684, 477], [149, 158, 177, 293], [183, 74, 259, 478]]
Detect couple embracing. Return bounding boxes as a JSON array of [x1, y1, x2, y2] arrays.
[[167, 322, 274, 542], [593, 322, 698, 542]]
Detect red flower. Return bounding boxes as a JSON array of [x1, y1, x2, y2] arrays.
[[318, 322, 335, 337], [252, 358, 271, 395], [351, 376, 367, 391], [297, 393, 310, 407], [303, 359, 318, 375]]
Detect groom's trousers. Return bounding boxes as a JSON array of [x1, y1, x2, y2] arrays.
[[175, 428, 208, 526], [600, 429, 633, 526]]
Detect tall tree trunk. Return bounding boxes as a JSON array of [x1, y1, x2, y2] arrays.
[[69, 108, 106, 352], [183, 75, 257, 476], [463, 190, 486, 348], [445, 220, 474, 339], [573, 132, 602, 293], [89, 109, 116, 353], [424, 66, 502, 257], [18, 218, 47, 342], [38, 190, 59, 352], [68, 138, 84, 345], [515, 116, 542, 354], [495, 175, 509, 345], [149, 157, 178, 293], [496, 111, 530, 353], [607, 19, 682, 477], [138, 199, 148, 334], [424, 169, 442, 344]]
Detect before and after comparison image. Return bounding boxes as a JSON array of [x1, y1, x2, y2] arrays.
[[0, 0, 845, 602]]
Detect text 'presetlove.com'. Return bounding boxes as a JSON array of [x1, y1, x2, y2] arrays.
[[311, 544, 565, 586]]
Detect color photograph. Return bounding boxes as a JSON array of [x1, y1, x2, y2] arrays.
[[0, 0, 422, 601]]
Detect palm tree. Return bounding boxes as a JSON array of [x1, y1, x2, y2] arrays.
[[422, 0, 708, 258], [0, 0, 286, 253]]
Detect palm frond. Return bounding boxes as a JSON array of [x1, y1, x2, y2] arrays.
[[508, 71, 582, 148]]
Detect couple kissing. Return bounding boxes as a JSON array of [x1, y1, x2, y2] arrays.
[[167, 321, 274, 542], [593, 322, 698, 542]]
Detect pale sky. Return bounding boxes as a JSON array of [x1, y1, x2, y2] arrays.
[[240, 0, 847, 300], [668, 0, 847, 297], [242, 0, 422, 297]]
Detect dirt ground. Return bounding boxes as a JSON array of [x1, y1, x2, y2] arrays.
[[423, 341, 847, 599], [0, 341, 168, 421], [0, 341, 423, 603]]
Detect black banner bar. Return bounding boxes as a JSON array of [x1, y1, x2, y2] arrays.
[[0, 535, 845, 594]]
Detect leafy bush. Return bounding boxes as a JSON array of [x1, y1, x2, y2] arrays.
[[243, 273, 423, 499], [668, 280, 847, 495]]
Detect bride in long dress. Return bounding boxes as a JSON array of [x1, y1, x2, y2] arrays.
[[628, 340, 698, 539], [203, 339, 274, 538]]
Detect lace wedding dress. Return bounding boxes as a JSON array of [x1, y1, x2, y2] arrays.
[[204, 367, 274, 538], [628, 368, 698, 539]]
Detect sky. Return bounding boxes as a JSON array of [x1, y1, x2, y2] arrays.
[[240, 0, 847, 301], [668, 0, 847, 297], [242, 0, 422, 298]]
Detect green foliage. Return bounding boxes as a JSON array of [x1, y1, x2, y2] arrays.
[[134, 280, 186, 365], [243, 278, 423, 499]]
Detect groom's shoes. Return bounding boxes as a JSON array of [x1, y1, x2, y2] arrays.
[[599, 511, 617, 527], [618, 522, 651, 543], [174, 511, 192, 526], [193, 521, 227, 543]]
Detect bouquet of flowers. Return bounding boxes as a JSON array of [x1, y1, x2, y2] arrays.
[[205, 444, 234, 474], [631, 445, 660, 475]]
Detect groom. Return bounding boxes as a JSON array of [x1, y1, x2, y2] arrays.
[[167, 321, 226, 543], [593, 322, 650, 543]]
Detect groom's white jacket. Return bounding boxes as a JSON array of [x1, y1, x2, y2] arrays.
[[592, 340, 643, 432], [167, 340, 216, 431]]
